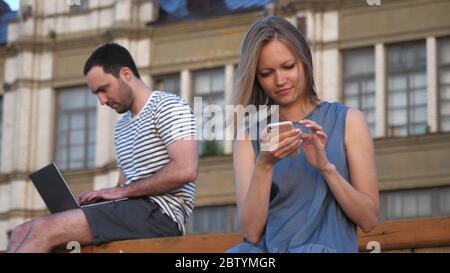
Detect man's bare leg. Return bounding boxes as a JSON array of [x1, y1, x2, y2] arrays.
[[6, 221, 32, 252], [12, 209, 94, 253]]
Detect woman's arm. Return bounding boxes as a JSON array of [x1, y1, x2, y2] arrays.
[[234, 129, 302, 243], [309, 108, 379, 232], [233, 139, 272, 243]]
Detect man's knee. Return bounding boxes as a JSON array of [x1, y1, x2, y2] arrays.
[[27, 216, 54, 241], [11, 221, 32, 238]]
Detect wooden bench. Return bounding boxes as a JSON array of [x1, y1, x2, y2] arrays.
[[79, 216, 450, 253]]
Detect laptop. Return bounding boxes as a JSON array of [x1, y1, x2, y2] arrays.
[[29, 162, 127, 214]]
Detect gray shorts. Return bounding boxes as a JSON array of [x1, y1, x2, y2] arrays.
[[82, 198, 181, 245]]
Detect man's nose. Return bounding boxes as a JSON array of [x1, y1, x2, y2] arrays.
[[97, 93, 107, 105]]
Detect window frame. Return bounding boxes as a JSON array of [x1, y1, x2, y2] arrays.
[[386, 41, 427, 137], [54, 87, 97, 171], [69, 0, 89, 13], [192, 67, 226, 157], [380, 186, 450, 221], [438, 36, 450, 132], [186, 205, 238, 234], [341, 47, 376, 136], [154, 73, 181, 96]]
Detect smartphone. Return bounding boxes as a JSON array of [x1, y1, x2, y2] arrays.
[[267, 121, 295, 136], [262, 121, 299, 156]]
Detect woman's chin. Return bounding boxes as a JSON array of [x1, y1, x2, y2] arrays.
[[274, 97, 296, 107]]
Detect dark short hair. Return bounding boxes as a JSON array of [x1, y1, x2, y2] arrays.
[[83, 43, 141, 79]]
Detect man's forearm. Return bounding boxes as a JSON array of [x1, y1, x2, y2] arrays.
[[121, 161, 196, 198]]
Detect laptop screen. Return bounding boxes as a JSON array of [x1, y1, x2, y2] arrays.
[[29, 163, 80, 214]]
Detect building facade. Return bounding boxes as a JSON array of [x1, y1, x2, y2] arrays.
[[0, 0, 449, 251]]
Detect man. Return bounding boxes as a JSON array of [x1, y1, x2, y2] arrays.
[[7, 43, 198, 252]]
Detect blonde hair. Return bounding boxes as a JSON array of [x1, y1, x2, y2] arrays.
[[228, 16, 319, 110]]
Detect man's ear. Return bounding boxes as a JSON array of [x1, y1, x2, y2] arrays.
[[119, 67, 133, 82]]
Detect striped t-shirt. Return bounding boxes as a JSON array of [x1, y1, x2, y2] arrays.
[[114, 91, 196, 234]]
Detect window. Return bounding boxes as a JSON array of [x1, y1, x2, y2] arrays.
[[380, 186, 450, 220], [186, 205, 238, 234], [439, 187, 450, 215], [55, 87, 97, 171], [439, 37, 450, 132], [342, 48, 376, 136], [0, 96, 3, 162], [192, 68, 225, 156], [387, 41, 427, 137], [69, 0, 89, 12], [154, 73, 180, 96]]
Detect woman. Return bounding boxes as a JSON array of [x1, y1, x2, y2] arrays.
[[227, 16, 379, 253]]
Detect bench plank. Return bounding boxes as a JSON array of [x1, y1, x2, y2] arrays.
[[81, 233, 243, 253], [357, 216, 450, 251], [80, 216, 450, 253]]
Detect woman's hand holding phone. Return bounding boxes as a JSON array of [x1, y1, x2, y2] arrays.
[[258, 121, 303, 165]]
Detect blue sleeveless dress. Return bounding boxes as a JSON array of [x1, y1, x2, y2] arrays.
[[228, 101, 358, 253]]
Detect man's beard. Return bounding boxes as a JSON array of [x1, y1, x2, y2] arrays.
[[116, 80, 134, 114]]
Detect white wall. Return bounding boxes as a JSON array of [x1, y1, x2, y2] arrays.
[[309, 10, 339, 102], [95, 103, 119, 168], [319, 49, 340, 102]]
